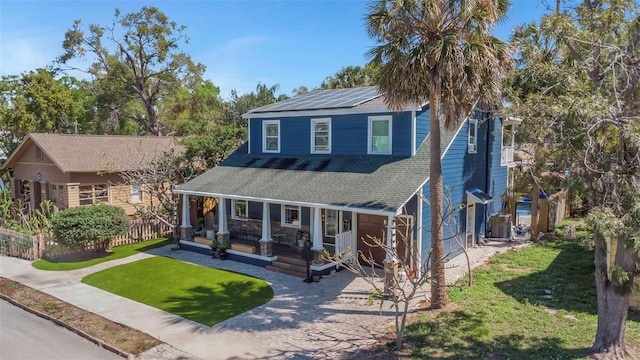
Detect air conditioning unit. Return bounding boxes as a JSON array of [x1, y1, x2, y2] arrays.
[[468, 143, 476, 153], [488, 214, 512, 239]]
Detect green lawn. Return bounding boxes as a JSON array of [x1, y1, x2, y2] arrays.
[[405, 236, 640, 359], [82, 256, 274, 326], [32, 238, 172, 271]]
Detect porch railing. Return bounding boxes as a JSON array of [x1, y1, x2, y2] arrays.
[[501, 146, 515, 165], [335, 230, 356, 264]]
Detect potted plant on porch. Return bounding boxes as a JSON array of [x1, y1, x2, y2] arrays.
[[296, 230, 310, 248], [215, 240, 228, 260]]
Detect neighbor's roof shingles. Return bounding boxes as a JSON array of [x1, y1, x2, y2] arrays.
[[2, 133, 183, 173]]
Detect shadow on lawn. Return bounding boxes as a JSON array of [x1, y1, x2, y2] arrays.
[[405, 309, 590, 359], [163, 281, 273, 327], [495, 239, 597, 315]]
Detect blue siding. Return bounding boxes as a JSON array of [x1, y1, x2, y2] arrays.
[[415, 108, 430, 152], [420, 113, 507, 260], [248, 112, 413, 156], [488, 116, 508, 215]]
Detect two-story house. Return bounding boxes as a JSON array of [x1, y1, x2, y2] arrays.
[[175, 86, 518, 278]]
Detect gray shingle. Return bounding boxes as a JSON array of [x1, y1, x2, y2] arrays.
[[177, 123, 458, 213]]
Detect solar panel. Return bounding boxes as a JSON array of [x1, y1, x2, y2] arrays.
[[248, 86, 381, 113]]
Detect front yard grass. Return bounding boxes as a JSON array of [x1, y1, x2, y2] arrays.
[[82, 256, 274, 326], [403, 236, 640, 359], [32, 238, 172, 271]]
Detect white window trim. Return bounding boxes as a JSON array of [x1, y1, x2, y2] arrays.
[[232, 199, 249, 220], [368, 115, 392, 154], [468, 119, 478, 154], [310, 118, 331, 154], [263, 120, 280, 153], [131, 182, 142, 203], [281, 204, 301, 228]]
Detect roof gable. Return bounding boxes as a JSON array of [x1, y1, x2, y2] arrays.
[[2, 134, 184, 173]]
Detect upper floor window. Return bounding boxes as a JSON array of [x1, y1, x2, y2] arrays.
[[368, 115, 392, 154], [263, 120, 280, 153], [79, 184, 108, 206], [232, 199, 248, 219], [311, 118, 331, 154], [35, 146, 43, 160], [282, 204, 301, 228], [468, 119, 478, 153], [131, 182, 142, 203]]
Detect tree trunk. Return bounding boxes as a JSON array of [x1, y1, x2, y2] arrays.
[[144, 100, 161, 136], [429, 84, 447, 309], [530, 184, 540, 243], [591, 231, 635, 358]]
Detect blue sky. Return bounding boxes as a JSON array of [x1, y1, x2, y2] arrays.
[[0, 0, 551, 99]]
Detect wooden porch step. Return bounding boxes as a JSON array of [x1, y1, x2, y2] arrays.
[[275, 255, 307, 267], [266, 255, 310, 279], [265, 265, 308, 279]]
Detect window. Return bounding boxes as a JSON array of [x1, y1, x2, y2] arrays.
[[325, 209, 338, 237], [368, 116, 392, 154], [263, 120, 280, 153], [131, 182, 142, 203], [79, 184, 108, 206], [282, 204, 301, 228], [35, 146, 43, 160], [232, 200, 248, 219], [468, 119, 478, 153], [311, 118, 331, 153]]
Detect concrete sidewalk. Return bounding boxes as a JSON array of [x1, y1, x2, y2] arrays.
[[0, 237, 530, 360]]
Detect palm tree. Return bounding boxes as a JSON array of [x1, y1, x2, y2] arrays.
[[366, 0, 512, 308]]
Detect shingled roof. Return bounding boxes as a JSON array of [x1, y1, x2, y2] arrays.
[[176, 123, 459, 214], [2, 133, 184, 173]]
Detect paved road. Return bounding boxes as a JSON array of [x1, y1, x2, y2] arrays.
[[0, 299, 121, 360]]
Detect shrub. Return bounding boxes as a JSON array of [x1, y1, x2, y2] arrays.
[[51, 204, 130, 251]]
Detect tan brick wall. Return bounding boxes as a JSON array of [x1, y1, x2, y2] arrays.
[[609, 237, 640, 310]]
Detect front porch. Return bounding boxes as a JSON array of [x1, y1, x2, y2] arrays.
[[179, 235, 342, 277], [175, 193, 415, 279]]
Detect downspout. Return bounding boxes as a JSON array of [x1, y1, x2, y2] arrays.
[[483, 114, 492, 238]]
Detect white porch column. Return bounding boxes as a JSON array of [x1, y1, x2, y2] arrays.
[[181, 194, 191, 228], [217, 197, 228, 234], [259, 202, 273, 256], [261, 202, 272, 241], [385, 214, 396, 261], [179, 194, 193, 241], [312, 206, 323, 250]]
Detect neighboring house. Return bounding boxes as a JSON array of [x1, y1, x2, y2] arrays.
[[1, 133, 183, 216], [175, 86, 519, 277]]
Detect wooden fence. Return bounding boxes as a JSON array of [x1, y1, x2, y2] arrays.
[[0, 228, 46, 260], [0, 218, 174, 261]]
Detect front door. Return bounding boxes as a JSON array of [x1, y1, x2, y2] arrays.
[[322, 209, 339, 245], [466, 203, 475, 248]]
